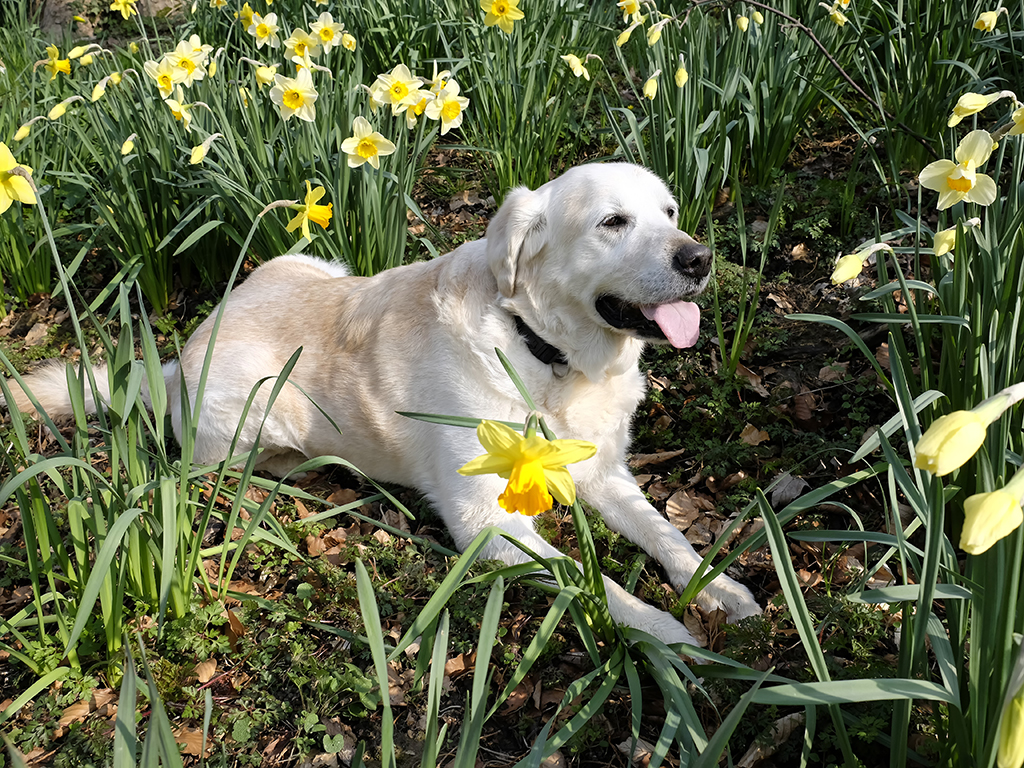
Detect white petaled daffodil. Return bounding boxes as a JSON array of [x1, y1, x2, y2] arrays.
[[284, 27, 321, 61], [375, 63, 427, 116], [166, 39, 208, 87], [919, 130, 998, 210], [248, 12, 281, 49], [269, 67, 318, 122], [144, 57, 183, 99], [341, 116, 396, 169], [310, 12, 345, 53], [425, 79, 470, 135]]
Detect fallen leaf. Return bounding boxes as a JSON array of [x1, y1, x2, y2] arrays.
[[306, 534, 327, 557], [444, 651, 475, 677], [58, 700, 91, 728], [629, 448, 688, 468], [665, 490, 700, 531], [195, 658, 217, 683], [173, 725, 210, 757], [769, 472, 810, 508], [327, 487, 359, 506], [617, 736, 656, 765], [739, 423, 769, 446], [818, 362, 849, 382], [23, 322, 48, 347], [737, 712, 806, 767]]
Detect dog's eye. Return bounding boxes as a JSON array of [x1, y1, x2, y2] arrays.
[[601, 214, 628, 229], [666, 206, 677, 219]]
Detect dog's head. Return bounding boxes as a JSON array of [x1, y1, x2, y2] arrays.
[[486, 163, 710, 356]]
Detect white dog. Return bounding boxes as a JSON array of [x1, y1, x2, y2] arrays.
[[7, 163, 759, 646]]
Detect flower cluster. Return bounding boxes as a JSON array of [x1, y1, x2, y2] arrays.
[[612, 0, 697, 101], [367, 63, 470, 135]]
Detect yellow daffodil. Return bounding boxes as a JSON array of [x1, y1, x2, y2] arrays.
[[255, 63, 278, 88], [617, 0, 641, 22], [48, 95, 82, 120], [919, 129, 998, 210], [960, 490, 1024, 555], [405, 95, 428, 129], [0, 143, 37, 213], [458, 420, 597, 516], [128, 41, 139, 53], [914, 410, 988, 476], [310, 12, 345, 52], [211, 0, 227, 6], [341, 115, 396, 169], [249, 11, 281, 49], [237, 1, 255, 28], [144, 57, 182, 99], [647, 17, 672, 46], [560, 54, 589, 81], [830, 253, 864, 284], [616, 15, 647, 46], [481, 0, 525, 34], [830, 242, 892, 285], [736, 15, 750, 31], [189, 145, 207, 164], [643, 70, 660, 100], [425, 79, 470, 135], [975, 9, 1003, 32], [753, 10, 765, 23], [284, 27, 321, 60], [427, 62, 451, 94], [79, 53, 94, 66], [270, 67, 318, 121], [286, 180, 333, 242], [164, 86, 195, 133], [109, 0, 138, 19], [675, 54, 688, 88], [948, 91, 1005, 127], [121, 134, 137, 155], [818, 1, 847, 25], [999, 688, 1024, 768], [1009, 105, 1024, 136], [932, 217, 980, 258], [43, 45, 71, 80], [375, 63, 427, 116], [341, 32, 357, 51], [13, 123, 32, 142], [68, 45, 89, 59]]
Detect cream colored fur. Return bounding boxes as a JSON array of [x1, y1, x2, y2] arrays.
[[6, 163, 759, 647]]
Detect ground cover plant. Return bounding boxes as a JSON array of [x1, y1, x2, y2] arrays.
[[1, 0, 1024, 764]]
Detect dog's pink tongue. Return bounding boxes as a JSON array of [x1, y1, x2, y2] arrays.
[[641, 301, 701, 348]]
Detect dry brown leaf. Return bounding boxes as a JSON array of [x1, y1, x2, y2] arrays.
[[372, 529, 392, 545], [327, 487, 359, 506], [195, 658, 217, 684], [306, 534, 327, 557], [617, 736, 656, 765], [665, 491, 700, 531], [818, 362, 849, 382], [444, 651, 475, 677], [387, 662, 415, 706], [500, 676, 535, 715], [173, 725, 210, 757], [739, 423, 769, 446], [629, 448, 688, 469], [295, 499, 313, 519], [736, 362, 770, 396], [58, 700, 91, 728], [737, 712, 806, 767]]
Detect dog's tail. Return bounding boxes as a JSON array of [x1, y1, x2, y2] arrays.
[[2, 359, 180, 420]]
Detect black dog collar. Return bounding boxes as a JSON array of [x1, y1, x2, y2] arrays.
[[513, 315, 568, 367]]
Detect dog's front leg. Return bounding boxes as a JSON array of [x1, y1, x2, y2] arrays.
[[431, 470, 705, 648], [579, 465, 761, 622]]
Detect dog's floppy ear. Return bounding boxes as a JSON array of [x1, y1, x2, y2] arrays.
[[486, 186, 547, 297]]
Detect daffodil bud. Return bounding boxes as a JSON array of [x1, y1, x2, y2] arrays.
[[79, 53, 94, 66], [932, 227, 957, 257], [975, 9, 1001, 32], [68, 45, 88, 59], [999, 688, 1024, 768], [830, 253, 863, 284], [91, 80, 107, 101], [13, 123, 31, 142], [753, 10, 764, 23], [736, 15, 750, 31], [48, 102, 68, 120], [643, 74, 658, 100], [121, 134, 137, 155], [674, 56, 688, 88], [190, 145, 207, 164]]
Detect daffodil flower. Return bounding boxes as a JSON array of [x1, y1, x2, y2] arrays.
[[560, 54, 590, 81], [210, 0, 227, 7], [947, 91, 1013, 127], [975, 9, 1004, 32], [736, 15, 750, 31], [960, 490, 1024, 555], [310, 12, 345, 53], [144, 57, 183, 99], [167, 40, 208, 87], [270, 68, 318, 122], [914, 384, 1024, 476], [189, 132, 222, 165], [121, 134, 137, 155], [919, 130, 998, 210], [753, 10, 765, 23], [818, 1, 847, 25], [284, 28, 321, 60], [674, 54, 688, 88], [617, 0, 641, 23], [647, 17, 672, 46], [43, 45, 71, 80], [616, 15, 647, 46], [427, 62, 452, 94], [248, 12, 281, 49], [48, 95, 83, 121], [0, 142, 37, 214], [425, 79, 470, 135], [341, 116, 396, 169], [932, 217, 980, 258], [481, 0, 525, 34], [341, 33, 357, 51], [285, 181, 333, 242], [999, 687, 1024, 768], [237, 2, 255, 28], [1009, 105, 1024, 136], [109, 0, 138, 19], [458, 420, 597, 516], [643, 70, 660, 101], [406, 96, 428, 129], [830, 242, 891, 285], [164, 86, 195, 133], [375, 63, 428, 116]]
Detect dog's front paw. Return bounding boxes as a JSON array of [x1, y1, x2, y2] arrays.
[[691, 576, 760, 623]]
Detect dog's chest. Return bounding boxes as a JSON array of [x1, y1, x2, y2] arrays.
[[530, 366, 646, 444]]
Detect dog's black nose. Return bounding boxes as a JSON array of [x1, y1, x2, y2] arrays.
[[672, 241, 712, 277]]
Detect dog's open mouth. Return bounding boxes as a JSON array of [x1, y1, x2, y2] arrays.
[[596, 295, 701, 348]]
